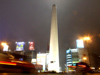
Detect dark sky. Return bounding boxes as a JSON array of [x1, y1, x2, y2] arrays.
[[0, 0, 100, 67]]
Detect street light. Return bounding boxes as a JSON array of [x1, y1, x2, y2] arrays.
[[1, 42, 7, 47], [83, 36, 90, 48], [1, 42, 9, 51], [84, 37, 90, 40], [83, 57, 87, 61]]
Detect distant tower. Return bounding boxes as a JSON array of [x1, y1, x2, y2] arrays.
[[48, 4, 59, 72]]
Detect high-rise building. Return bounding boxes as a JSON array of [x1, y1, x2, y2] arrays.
[[48, 4, 59, 72]]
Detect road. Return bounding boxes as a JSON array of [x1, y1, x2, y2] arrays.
[[0, 73, 100, 75]]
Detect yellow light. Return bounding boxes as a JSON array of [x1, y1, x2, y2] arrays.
[[84, 38, 87, 40], [83, 57, 87, 60], [1, 43, 7, 47], [87, 37, 90, 40], [84, 37, 90, 40], [90, 67, 95, 69]]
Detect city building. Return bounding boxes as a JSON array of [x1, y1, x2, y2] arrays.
[[36, 53, 49, 72], [66, 48, 100, 72]]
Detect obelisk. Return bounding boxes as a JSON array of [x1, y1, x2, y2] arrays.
[[48, 4, 59, 72]]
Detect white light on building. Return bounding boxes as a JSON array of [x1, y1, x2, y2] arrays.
[[76, 40, 84, 48], [71, 49, 78, 52], [3, 45, 9, 51], [37, 53, 46, 71]]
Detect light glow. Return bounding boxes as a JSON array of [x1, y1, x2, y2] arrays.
[[84, 37, 90, 40], [78, 65, 86, 68], [16, 42, 25, 51], [90, 67, 95, 69], [37, 53, 46, 71], [0, 61, 16, 66], [29, 42, 35, 50], [71, 49, 78, 52], [1, 43, 7, 46], [31, 59, 36, 63], [83, 57, 87, 60], [3, 45, 9, 51], [76, 40, 84, 48], [1, 42, 9, 51]]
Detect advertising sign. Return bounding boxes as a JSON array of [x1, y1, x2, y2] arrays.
[[3, 45, 9, 51], [16, 42, 25, 51], [37, 54, 46, 65], [29, 42, 35, 50], [71, 49, 78, 52], [76, 40, 84, 48], [37, 53, 46, 70], [66, 50, 71, 54], [31, 59, 36, 64]]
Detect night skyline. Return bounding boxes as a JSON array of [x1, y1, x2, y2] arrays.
[[0, 0, 100, 67]]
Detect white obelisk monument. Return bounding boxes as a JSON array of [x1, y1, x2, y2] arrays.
[[48, 4, 59, 72]]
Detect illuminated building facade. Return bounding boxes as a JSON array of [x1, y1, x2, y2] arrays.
[[66, 48, 100, 72], [66, 49, 79, 67], [66, 48, 89, 72], [66, 48, 90, 65]]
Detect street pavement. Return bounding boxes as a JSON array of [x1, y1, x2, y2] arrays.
[[0, 73, 100, 75]]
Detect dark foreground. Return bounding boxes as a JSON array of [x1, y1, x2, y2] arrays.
[[0, 73, 100, 75]]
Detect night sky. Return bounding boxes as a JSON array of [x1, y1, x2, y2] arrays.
[[0, 0, 100, 67]]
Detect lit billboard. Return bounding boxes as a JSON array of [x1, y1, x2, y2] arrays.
[[66, 50, 71, 54], [71, 49, 78, 52], [37, 54, 46, 65], [76, 40, 84, 48], [3, 45, 9, 51], [16, 42, 25, 51], [29, 42, 35, 50], [37, 53, 46, 70]]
